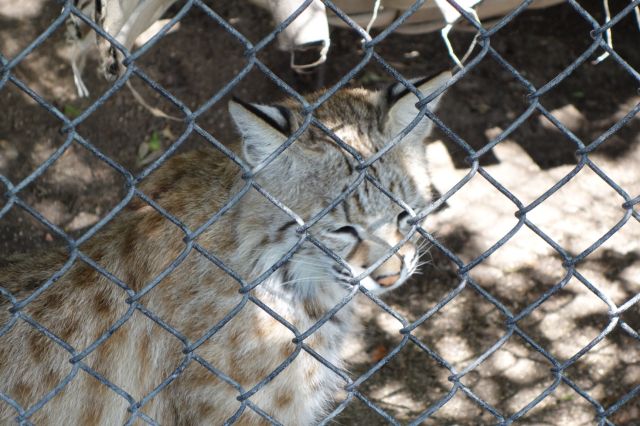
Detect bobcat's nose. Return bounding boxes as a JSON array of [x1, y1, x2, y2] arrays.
[[371, 252, 403, 287], [371, 241, 417, 287]]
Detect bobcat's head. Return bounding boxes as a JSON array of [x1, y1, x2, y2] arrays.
[[229, 72, 450, 297]]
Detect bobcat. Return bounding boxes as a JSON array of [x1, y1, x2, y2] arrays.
[[0, 71, 450, 425]]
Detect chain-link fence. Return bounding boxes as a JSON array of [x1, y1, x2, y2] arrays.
[[1, 0, 639, 424]]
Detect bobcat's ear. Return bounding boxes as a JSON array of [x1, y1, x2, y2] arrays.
[[384, 71, 451, 142], [229, 98, 293, 167]]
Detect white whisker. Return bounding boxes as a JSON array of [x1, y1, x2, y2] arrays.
[[287, 259, 330, 268], [274, 276, 334, 288]]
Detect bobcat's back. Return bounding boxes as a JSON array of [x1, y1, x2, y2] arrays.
[[0, 149, 240, 424]]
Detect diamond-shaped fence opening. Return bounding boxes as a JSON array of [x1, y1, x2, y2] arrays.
[[1, 0, 639, 424]]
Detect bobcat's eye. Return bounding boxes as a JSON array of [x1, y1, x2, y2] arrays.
[[331, 225, 360, 239], [397, 211, 410, 227]]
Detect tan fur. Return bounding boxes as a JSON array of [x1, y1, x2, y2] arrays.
[[0, 72, 450, 425]]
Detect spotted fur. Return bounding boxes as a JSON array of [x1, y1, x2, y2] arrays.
[[0, 72, 450, 425]]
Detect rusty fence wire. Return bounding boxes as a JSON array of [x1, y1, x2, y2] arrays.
[[1, 0, 640, 424]]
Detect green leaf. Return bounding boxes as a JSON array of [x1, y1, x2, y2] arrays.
[[360, 71, 384, 84], [148, 131, 161, 151], [63, 104, 82, 118]]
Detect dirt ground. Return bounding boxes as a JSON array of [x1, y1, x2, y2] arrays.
[[1, 0, 639, 424]]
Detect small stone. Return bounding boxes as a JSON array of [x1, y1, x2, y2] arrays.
[[0, 140, 18, 173], [369, 344, 389, 363], [67, 212, 99, 231], [137, 141, 150, 160], [403, 50, 420, 59]]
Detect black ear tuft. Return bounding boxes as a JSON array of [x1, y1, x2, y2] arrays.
[[274, 105, 292, 135], [386, 68, 452, 106], [231, 97, 292, 135]]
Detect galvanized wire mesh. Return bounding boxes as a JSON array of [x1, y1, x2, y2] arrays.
[[1, 0, 639, 425]]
